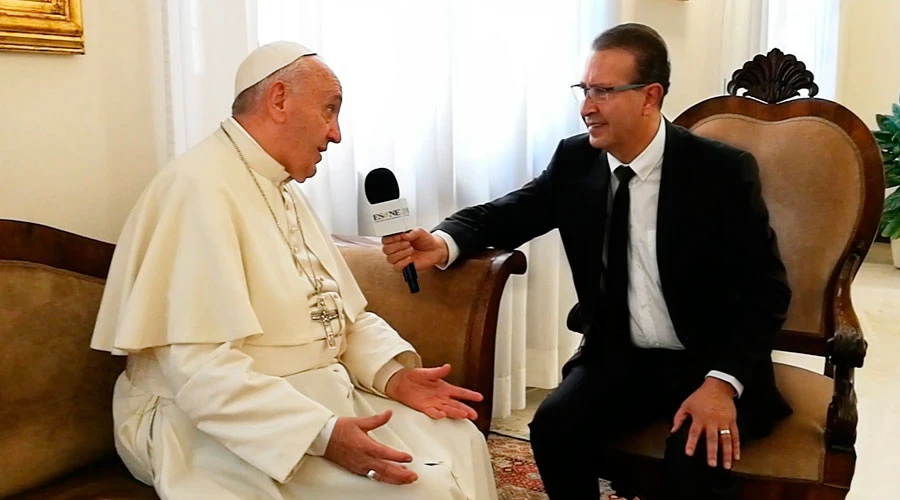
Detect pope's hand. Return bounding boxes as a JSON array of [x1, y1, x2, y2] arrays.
[[324, 410, 418, 484], [385, 364, 483, 420], [381, 228, 449, 271]]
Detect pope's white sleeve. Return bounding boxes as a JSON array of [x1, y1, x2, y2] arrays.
[[372, 358, 407, 396], [153, 342, 334, 484], [307, 415, 337, 456], [340, 312, 421, 395]]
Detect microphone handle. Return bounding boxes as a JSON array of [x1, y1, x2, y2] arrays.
[[402, 262, 419, 294]]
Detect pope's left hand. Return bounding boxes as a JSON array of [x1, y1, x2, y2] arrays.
[[384, 364, 483, 420]]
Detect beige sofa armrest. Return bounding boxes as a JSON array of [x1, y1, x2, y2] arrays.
[[334, 235, 527, 435]]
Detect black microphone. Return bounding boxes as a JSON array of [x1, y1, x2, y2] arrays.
[[364, 168, 419, 294]]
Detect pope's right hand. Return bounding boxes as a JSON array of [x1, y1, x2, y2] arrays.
[[324, 410, 418, 485], [381, 228, 449, 271]]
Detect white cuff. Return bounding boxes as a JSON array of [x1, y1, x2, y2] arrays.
[[307, 415, 337, 456], [432, 230, 459, 270], [706, 371, 744, 398], [373, 358, 406, 396]]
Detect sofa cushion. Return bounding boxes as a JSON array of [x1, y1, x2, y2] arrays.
[[613, 362, 831, 482], [0, 262, 124, 497]]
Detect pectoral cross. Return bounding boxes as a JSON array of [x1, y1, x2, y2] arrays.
[[310, 286, 341, 348]]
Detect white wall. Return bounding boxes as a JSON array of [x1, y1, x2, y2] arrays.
[[619, 0, 727, 118], [619, 0, 900, 130], [0, 0, 167, 243], [836, 0, 900, 129]]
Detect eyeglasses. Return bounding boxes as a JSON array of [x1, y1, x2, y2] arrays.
[[570, 83, 649, 103]]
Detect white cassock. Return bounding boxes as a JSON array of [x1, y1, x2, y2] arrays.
[[90, 117, 498, 500]]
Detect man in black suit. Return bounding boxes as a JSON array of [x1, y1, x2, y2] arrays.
[[381, 23, 791, 500]]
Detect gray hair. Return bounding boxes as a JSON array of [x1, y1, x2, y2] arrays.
[[231, 55, 317, 116]]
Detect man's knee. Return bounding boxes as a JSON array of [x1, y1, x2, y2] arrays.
[[665, 421, 706, 466], [665, 424, 690, 450], [528, 398, 558, 449], [528, 390, 574, 443], [529, 390, 599, 454], [664, 426, 739, 500], [664, 421, 736, 488]]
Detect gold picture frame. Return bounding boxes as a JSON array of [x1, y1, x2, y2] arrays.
[[0, 0, 83, 54]]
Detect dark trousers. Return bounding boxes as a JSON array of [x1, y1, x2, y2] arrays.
[[529, 345, 765, 500]]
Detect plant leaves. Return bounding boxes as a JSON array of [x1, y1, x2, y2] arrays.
[[882, 216, 900, 240], [882, 190, 900, 239], [874, 130, 895, 146], [877, 114, 900, 134], [887, 166, 900, 188], [884, 189, 900, 210], [875, 101, 900, 236]]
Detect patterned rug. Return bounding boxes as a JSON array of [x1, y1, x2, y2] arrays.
[[487, 433, 617, 500]]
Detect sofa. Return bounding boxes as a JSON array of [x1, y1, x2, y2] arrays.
[[0, 219, 525, 499]]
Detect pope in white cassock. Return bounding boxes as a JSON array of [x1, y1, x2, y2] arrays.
[[90, 41, 498, 500]]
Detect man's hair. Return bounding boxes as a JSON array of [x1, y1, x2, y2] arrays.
[[231, 56, 315, 116], [592, 23, 670, 106]]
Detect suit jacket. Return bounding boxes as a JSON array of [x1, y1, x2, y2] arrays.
[[435, 121, 792, 424]]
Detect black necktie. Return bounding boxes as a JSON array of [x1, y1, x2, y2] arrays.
[[606, 165, 636, 337]]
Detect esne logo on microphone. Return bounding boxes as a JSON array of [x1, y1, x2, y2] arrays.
[[372, 207, 410, 222]]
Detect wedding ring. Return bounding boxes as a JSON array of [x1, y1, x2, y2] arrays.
[[718, 429, 732, 436], [366, 469, 377, 480]]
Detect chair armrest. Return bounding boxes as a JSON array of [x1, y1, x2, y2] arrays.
[[333, 235, 527, 434], [825, 252, 868, 453]]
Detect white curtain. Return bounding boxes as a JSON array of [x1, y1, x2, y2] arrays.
[[161, 0, 257, 156], [721, 0, 840, 100], [719, 0, 768, 92], [161, 0, 617, 419], [764, 0, 841, 100]]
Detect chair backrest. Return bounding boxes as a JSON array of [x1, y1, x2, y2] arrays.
[[674, 49, 884, 357]]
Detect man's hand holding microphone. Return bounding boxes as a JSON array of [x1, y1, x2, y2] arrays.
[[381, 228, 449, 272]]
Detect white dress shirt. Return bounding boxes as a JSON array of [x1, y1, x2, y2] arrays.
[[435, 116, 743, 397]]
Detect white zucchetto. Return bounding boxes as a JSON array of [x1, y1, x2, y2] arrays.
[[234, 41, 317, 99]]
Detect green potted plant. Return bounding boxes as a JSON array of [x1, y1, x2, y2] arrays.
[[874, 92, 900, 268]]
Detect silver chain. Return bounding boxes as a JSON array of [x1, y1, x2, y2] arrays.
[[220, 125, 324, 293]]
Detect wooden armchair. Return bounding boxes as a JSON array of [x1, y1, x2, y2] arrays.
[[606, 50, 884, 499], [0, 220, 524, 499]]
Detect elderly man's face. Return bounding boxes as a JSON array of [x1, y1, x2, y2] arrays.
[[579, 48, 651, 153], [280, 59, 343, 181]]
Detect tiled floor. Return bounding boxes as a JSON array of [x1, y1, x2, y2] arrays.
[[490, 242, 900, 498]]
